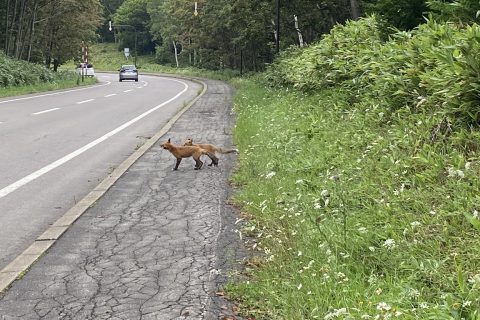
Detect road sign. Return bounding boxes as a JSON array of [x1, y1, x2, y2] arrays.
[[124, 48, 130, 58]]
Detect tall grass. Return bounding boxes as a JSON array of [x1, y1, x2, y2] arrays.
[[227, 17, 480, 318], [229, 78, 480, 319]]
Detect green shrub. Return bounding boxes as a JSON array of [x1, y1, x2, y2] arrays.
[[264, 16, 480, 131], [0, 52, 77, 88]]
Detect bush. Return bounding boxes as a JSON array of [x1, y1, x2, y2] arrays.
[[0, 52, 76, 88], [264, 16, 480, 130]]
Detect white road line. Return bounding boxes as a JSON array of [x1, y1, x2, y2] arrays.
[[32, 108, 60, 115], [0, 81, 111, 105], [105, 94, 117, 97], [0, 80, 189, 199], [123, 89, 133, 93], [77, 99, 94, 104], [137, 87, 143, 89]]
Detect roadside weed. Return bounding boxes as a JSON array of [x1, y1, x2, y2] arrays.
[[228, 79, 480, 319]]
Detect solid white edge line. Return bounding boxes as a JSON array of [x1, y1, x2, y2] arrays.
[[0, 80, 189, 199], [32, 108, 60, 115]]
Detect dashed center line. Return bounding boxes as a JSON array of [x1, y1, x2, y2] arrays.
[[105, 94, 117, 97], [123, 89, 133, 93], [77, 99, 94, 104], [0, 80, 189, 200], [32, 108, 60, 115]]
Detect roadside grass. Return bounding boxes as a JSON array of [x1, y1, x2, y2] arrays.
[[0, 77, 97, 98], [227, 78, 480, 319]]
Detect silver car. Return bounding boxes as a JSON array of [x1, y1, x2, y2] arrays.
[[119, 65, 138, 82]]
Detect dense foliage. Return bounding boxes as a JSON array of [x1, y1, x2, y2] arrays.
[[229, 15, 480, 319], [0, 51, 76, 87], [2, 0, 480, 72], [265, 16, 480, 129], [1, 0, 102, 69]]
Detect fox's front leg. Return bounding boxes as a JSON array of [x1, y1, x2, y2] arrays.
[[173, 158, 182, 170]]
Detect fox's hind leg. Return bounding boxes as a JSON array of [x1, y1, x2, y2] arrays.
[[194, 157, 203, 170], [207, 152, 219, 166]]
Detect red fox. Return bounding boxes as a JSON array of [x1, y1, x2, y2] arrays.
[[160, 138, 218, 170], [183, 138, 238, 166]]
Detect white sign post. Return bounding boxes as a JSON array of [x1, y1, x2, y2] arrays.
[[124, 48, 130, 59]]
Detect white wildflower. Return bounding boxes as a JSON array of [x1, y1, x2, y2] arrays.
[[324, 308, 348, 320], [321, 189, 329, 197], [377, 302, 391, 311], [383, 238, 396, 250], [407, 288, 420, 299], [468, 274, 480, 287], [358, 227, 368, 234], [447, 167, 465, 178], [265, 171, 276, 179], [473, 210, 479, 219], [462, 300, 472, 308], [410, 221, 421, 228]]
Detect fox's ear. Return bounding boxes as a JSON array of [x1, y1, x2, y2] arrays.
[[167, 138, 171, 143]]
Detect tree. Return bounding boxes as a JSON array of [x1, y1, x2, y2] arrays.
[[350, 0, 361, 19], [113, 0, 154, 55], [363, 0, 428, 30], [1, 0, 102, 69], [427, 0, 480, 24], [40, 0, 103, 69]]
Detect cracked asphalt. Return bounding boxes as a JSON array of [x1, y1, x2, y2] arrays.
[[0, 79, 245, 319]]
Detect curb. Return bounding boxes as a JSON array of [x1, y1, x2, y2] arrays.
[[0, 76, 208, 294]]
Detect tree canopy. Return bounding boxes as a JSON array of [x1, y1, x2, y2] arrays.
[[1, 0, 103, 69], [1, 0, 480, 71]]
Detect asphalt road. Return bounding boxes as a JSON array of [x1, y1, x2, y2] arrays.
[[0, 78, 244, 319], [0, 73, 201, 271]]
